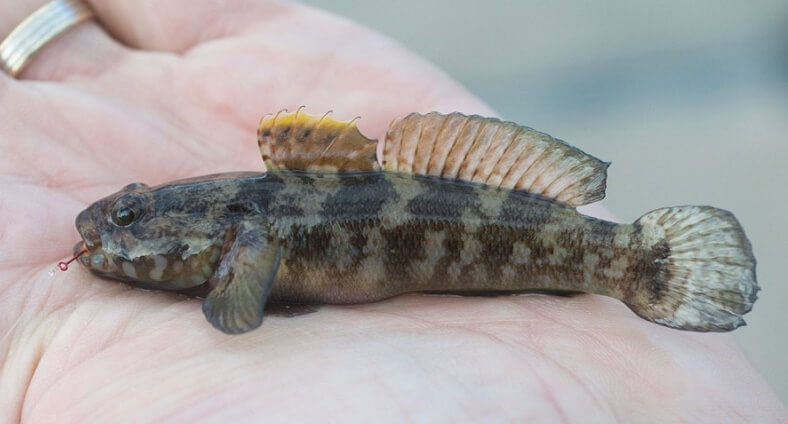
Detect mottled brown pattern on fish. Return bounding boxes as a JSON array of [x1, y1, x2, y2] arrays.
[[264, 171, 666, 308], [73, 110, 758, 334], [76, 170, 674, 308]]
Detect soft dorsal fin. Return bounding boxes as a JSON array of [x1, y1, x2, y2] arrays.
[[381, 112, 610, 206], [258, 108, 380, 172]]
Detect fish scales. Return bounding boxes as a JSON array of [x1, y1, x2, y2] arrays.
[[266, 171, 659, 306], [71, 110, 758, 334]]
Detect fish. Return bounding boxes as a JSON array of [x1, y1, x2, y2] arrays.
[[70, 109, 759, 334]]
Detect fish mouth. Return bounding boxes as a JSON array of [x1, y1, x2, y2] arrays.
[[74, 239, 113, 272]]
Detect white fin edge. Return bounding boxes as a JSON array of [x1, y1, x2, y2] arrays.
[[629, 206, 759, 332]]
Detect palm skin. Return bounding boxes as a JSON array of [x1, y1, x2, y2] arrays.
[[0, 1, 783, 422]]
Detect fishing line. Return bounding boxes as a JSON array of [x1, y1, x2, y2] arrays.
[[58, 248, 87, 271]]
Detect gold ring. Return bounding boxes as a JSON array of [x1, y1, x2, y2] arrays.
[[0, 0, 94, 77]]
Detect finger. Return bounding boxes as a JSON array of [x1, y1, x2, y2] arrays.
[[85, 0, 291, 52], [19, 21, 126, 81], [82, 0, 496, 137], [0, 1, 128, 81]]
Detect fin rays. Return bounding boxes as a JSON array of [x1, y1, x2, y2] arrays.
[[382, 112, 610, 206], [627, 206, 758, 332], [258, 109, 379, 173], [257, 109, 608, 206]]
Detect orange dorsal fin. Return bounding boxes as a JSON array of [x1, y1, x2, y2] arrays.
[[258, 108, 380, 172]]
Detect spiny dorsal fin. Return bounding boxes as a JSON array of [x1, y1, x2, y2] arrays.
[[381, 112, 610, 206], [258, 108, 380, 172]]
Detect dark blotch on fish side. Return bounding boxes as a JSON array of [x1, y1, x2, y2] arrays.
[[321, 173, 396, 219]]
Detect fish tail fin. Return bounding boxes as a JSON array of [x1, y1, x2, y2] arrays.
[[626, 206, 758, 332]]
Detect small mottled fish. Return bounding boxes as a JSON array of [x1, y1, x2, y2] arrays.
[[71, 109, 758, 334]]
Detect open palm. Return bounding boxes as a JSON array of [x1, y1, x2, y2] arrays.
[[0, 1, 782, 422]]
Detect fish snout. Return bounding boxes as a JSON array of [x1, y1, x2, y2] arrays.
[[75, 209, 101, 246], [74, 239, 113, 272], [73, 241, 86, 256]]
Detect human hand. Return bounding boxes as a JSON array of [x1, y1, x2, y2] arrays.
[[0, 1, 783, 422]]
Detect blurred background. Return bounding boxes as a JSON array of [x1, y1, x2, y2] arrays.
[[306, 0, 788, 401]]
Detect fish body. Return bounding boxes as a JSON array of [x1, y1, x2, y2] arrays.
[[73, 110, 758, 334], [254, 171, 647, 305]]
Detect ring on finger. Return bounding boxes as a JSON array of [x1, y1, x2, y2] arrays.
[[0, 0, 95, 78]]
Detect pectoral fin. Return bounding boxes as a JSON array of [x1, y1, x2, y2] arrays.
[[202, 226, 281, 334]]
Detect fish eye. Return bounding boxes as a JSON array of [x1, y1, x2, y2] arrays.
[[112, 207, 137, 226], [123, 182, 147, 191], [110, 193, 145, 227]]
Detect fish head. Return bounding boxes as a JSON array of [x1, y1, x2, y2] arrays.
[[74, 180, 227, 290]]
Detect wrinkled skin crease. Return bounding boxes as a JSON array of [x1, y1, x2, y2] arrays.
[[0, 2, 783, 423]]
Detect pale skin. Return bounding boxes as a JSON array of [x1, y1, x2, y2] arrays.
[[0, 1, 784, 422]]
